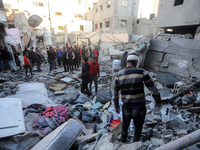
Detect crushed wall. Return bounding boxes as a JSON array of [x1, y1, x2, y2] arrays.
[[144, 38, 200, 78]]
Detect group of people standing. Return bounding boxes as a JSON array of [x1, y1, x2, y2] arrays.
[[0, 45, 21, 72], [47, 45, 99, 73], [23, 47, 45, 78], [46, 45, 100, 96]]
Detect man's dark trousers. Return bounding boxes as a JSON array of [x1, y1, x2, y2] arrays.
[[121, 105, 146, 142], [90, 74, 98, 93]]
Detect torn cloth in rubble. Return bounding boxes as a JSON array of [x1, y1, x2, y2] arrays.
[[32, 115, 51, 135], [43, 105, 69, 123], [32, 105, 69, 135], [24, 104, 47, 116]]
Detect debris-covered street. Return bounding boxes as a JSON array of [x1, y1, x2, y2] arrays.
[[0, 0, 200, 150]]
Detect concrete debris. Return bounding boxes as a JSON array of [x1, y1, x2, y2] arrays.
[[94, 133, 115, 150], [54, 91, 65, 95], [60, 77, 74, 84], [151, 138, 164, 147], [166, 117, 189, 131], [1, 31, 200, 150], [187, 107, 200, 113], [0, 98, 26, 138], [156, 73, 180, 88], [159, 87, 173, 101], [118, 141, 143, 150]]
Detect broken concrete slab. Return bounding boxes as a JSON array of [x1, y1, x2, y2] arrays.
[[177, 129, 188, 135], [166, 117, 189, 132], [160, 103, 173, 123], [118, 141, 143, 150], [7, 91, 55, 107], [151, 138, 163, 147], [159, 87, 173, 100], [187, 107, 200, 113], [144, 51, 164, 69], [149, 40, 169, 52], [94, 133, 115, 150], [164, 54, 191, 78], [16, 83, 48, 97], [156, 73, 180, 88], [0, 98, 26, 138], [32, 118, 83, 150], [60, 77, 74, 84], [170, 38, 200, 50], [54, 91, 65, 95]]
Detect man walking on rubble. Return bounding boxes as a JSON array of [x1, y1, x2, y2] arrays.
[[113, 54, 162, 143]]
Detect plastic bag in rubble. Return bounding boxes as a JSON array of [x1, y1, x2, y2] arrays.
[[81, 110, 102, 123], [96, 91, 112, 104], [73, 95, 91, 104]]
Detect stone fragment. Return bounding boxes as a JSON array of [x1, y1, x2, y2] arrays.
[[166, 117, 189, 131], [95, 133, 115, 150], [60, 77, 74, 84], [54, 91, 65, 95], [159, 87, 173, 100], [177, 129, 188, 135], [118, 142, 143, 150], [156, 73, 180, 88], [151, 138, 163, 147]]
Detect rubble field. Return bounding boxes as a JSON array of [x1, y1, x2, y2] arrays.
[[0, 57, 200, 150]]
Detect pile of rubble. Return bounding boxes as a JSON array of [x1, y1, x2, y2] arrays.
[[0, 58, 200, 150]]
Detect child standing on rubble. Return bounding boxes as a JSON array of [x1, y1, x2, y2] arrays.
[[24, 53, 32, 78]]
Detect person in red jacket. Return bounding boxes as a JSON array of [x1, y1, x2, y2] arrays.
[[93, 45, 99, 62], [89, 56, 100, 93], [24, 53, 32, 78]]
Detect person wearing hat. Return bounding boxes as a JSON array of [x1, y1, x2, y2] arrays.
[[113, 53, 162, 143]]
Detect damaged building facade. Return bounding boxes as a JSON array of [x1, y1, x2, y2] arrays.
[[144, 0, 200, 79], [86, 0, 139, 34], [157, 0, 200, 39]]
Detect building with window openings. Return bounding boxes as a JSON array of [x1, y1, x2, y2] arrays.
[[157, 0, 200, 37], [86, 0, 139, 34]]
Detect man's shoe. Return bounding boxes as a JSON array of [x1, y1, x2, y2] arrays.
[[119, 138, 126, 143]]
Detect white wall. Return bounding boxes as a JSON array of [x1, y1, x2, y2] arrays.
[[157, 0, 200, 27], [67, 20, 92, 33]]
